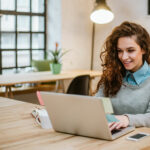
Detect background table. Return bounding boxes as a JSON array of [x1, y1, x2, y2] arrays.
[[0, 70, 101, 98], [0, 97, 150, 150]]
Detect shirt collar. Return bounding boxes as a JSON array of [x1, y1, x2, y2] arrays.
[[126, 61, 149, 85]]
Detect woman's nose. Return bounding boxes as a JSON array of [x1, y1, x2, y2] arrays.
[[122, 52, 128, 60]]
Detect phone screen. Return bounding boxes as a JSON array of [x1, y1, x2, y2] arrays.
[[129, 133, 147, 139]]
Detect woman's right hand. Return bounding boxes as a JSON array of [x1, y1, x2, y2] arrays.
[[108, 115, 129, 131]]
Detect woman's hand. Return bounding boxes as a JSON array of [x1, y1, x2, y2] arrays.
[[109, 115, 129, 131]]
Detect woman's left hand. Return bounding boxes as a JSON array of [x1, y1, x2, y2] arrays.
[[109, 115, 129, 131]]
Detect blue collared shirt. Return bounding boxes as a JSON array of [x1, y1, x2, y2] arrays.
[[124, 61, 150, 85]]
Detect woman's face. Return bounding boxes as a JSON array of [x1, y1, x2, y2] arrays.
[[117, 36, 145, 72]]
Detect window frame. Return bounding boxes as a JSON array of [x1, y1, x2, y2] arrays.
[[0, 0, 47, 74]]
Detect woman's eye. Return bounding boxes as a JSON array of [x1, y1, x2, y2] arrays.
[[128, 49, 134, 52], [117, 49, 122, 53]]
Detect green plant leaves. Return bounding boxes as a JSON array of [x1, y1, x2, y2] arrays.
[[47, 49, 69, 64]]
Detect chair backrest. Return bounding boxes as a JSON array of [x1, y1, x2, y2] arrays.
[[32, 60, 52, 71], [66, 75, 90, 96]]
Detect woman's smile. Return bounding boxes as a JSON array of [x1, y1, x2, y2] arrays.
[[117, 36, 145, 72]]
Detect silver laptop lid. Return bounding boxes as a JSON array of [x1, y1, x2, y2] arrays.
[[40, 92, 113, 140]]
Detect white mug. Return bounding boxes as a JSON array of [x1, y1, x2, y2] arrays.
[[36, 109, 52, 129]]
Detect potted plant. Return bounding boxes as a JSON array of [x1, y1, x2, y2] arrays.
[[48, 42, 68, 74]]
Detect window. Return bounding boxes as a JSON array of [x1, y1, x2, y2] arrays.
[[0, 0, 46, 74]]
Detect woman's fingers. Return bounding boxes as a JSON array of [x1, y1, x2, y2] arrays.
[[108, 122, 115, 128], [109, 122, 120, 131], [115, 115, 129, 127], [109, 122, 126, 131], [115, 122, 124, 129], [108, 115, 130, 131]]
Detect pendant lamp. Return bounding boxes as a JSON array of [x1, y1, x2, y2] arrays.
[[90, 0, 114, 24]]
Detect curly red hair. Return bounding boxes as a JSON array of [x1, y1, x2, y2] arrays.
[[96, 21, 150, 97]]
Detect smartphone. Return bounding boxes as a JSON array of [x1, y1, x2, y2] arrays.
[[127, 132, 150, 141]]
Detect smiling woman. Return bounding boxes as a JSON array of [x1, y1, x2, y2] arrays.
[[95, 21, 150, 130], [117, 36, 145, 72]]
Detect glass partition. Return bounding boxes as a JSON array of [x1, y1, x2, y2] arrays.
[[1, 15, 15, 31], [17, 16, 30, 32], [17, 0, 30, 12], [0, 0, 46, 74], [17, 50, 30, 67], [32, 0, 44, 13], [32, 16, 44, 32], [2, 51, 16, 68], [1, 33, 16, 49], [17, 33, 30, 49], [32, 33, 44, 49], [1, 0, 15, 10], [32, 50, 44, 60]]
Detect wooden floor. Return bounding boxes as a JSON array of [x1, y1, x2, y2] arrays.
[[0, 84, 62, 104], [14, 92, 40, 104]]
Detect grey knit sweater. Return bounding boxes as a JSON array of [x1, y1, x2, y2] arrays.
[[95, 78, 150, 127]]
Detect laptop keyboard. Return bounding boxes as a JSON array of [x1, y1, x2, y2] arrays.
[[111, 129, 122, 135]]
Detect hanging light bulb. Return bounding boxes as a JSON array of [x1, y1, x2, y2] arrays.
[[90, 0, 114, 24]]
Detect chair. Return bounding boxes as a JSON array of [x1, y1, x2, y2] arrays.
[[32, 60, 52, 71], [37, 75, 90, 105], [32, 60, 60, 92], [66, 75, 90, 95]]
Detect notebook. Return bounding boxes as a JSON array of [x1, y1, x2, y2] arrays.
[[40, 92, 134, 140]]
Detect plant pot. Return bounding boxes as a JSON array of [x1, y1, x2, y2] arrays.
[[50, 63, 62, 74]]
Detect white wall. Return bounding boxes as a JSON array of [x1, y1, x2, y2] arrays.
[[61, 0, 93, 70]]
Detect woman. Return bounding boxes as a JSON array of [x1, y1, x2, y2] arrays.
[[96, 21, 150, 130]]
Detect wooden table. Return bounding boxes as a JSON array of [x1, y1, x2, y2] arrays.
[[0, 70, 101, 98], [1, 97, 150, 150]]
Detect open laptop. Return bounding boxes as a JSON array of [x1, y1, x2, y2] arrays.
[[40, 92, 134, 140]]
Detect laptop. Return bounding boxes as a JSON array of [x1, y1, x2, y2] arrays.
[[40, 92, 134, 140]]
